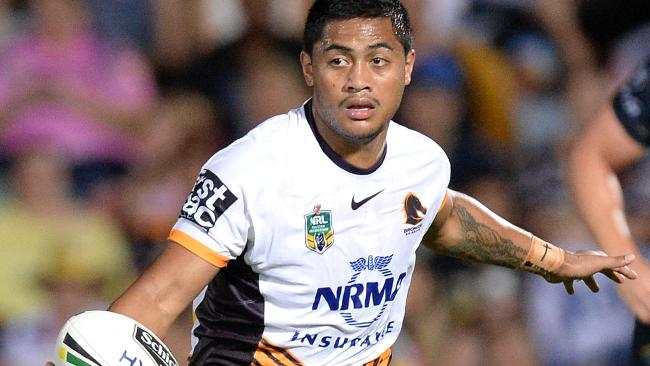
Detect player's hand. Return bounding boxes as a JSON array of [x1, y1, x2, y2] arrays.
[[617, 257, 650, 323], [542, 250, 636, 295]]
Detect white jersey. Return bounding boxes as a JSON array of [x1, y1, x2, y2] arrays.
[[170, 100, 450, 366]]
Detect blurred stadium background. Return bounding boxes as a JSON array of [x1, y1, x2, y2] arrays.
[[1, 0, 649, 365]]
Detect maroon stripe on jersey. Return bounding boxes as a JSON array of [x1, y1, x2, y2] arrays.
[[189, 249, 265, 365]]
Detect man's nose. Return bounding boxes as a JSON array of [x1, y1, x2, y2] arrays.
[[345, 62, 371, 93]]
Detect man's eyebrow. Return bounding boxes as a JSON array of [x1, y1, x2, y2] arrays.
[[323, 43, 353, 53], [368, 42, 394, 52], [322, 42, 395, 53]]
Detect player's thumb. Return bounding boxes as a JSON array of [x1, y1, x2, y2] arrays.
[[620, 253, 636, 266], [606, 253, 636, 268]]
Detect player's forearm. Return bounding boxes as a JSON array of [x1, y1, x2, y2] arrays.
[[568, 135, 638, 256], [108, 270, 183, 338], [425, 191, 533, 270], [109, 242, 220, 338]]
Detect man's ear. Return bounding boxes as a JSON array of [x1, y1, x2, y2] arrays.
[[404, 49, 416, 85], [300, 51, 314, 87]]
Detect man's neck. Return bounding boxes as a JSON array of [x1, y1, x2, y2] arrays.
[[306, 101, 387, 172]]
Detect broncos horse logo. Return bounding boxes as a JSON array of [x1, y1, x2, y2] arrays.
[[403, 192, 427, 225]]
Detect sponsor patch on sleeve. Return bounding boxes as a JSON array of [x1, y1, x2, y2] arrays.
[[180, 169, 238, 231]]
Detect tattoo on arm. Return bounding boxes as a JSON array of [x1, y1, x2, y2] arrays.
[[439, 203, 528, 269]]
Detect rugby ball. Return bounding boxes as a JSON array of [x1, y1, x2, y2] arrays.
[[54, 310, 180, 366]]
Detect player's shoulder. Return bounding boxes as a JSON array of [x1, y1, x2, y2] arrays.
[[388, 121, 449, 162], [202, 105, 307, 176]]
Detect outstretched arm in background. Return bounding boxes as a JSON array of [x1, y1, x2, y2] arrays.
[[568, 105, 650, 322], [425, 188, 637, 294]]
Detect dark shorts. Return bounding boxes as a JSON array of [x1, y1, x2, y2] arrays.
[[633, 319, 650, 365]]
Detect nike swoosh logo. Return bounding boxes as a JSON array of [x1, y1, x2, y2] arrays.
[[351, 189, 385, 210]]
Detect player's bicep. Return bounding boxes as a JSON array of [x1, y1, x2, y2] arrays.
[[423, 189, 454, 246], [143, 240, 221, 305], [423, 189, 487, 250]]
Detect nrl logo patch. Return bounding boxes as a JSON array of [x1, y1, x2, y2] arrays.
[[304, 204, 334, 254]]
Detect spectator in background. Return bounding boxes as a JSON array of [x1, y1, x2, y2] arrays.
[[524, 203, 634, 365], [0, 0, 157, 202], [392, 253, 478, 366], [0, 0, 27, 49], [184, 0, 308, 139], [151, 0, 313, 90], [398, 52, 505, 190], [150, 0, 204, 88], [576, 0, 650, 84], [460, 175, 536, 366], [400, 0, 470, 51], [0, 146, 135, 328], [398, 53, 466, 154], [536, 0, 650, 127], [0, 252, 111, 366], [117, 91, 226, 270], [505, 31, 571, 154], [399, 0, 516, 190], [86, 0, 153, 52]]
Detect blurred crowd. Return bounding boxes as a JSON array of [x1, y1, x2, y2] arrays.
[[0, 0, 649, 365]]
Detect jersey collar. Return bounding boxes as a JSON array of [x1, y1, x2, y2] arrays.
[[304, 99, 387, 175]]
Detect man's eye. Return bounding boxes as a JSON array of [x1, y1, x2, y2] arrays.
[[331, 58, 346, 66], [372, 58, 388, 66]]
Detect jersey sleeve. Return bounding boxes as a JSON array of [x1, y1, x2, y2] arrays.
[[613, 59, 650, 146], [169, 153, 251, 268], [431, 146, 451, 219]]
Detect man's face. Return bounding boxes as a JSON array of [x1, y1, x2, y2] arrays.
[[301, 17, 415, 145]]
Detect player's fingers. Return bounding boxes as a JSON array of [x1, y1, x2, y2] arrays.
[[600, 268, 623, 283], [583, 276, 600, 292], [563, 280, 574, 295], [614, 265, 638, 280], [605, 265, 638, 282]]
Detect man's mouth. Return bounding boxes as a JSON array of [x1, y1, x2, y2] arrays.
[[343, 98, 377, 121]]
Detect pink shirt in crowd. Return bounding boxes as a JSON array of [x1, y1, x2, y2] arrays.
[[0, 32, 156, 164]]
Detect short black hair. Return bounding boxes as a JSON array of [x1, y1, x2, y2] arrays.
[[303, 0, 413, 55]]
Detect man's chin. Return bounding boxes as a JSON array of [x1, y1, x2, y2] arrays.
[[339, 124, 385, 144]]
